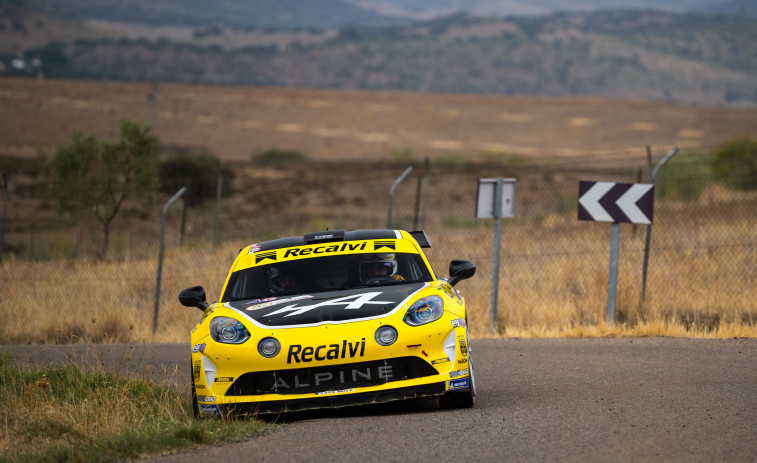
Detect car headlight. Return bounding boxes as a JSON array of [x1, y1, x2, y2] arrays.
[[375, 326, 398, 346], [210, 317, 250, 344], [258, 337, 281, 357], [403, 296, 444, 326]]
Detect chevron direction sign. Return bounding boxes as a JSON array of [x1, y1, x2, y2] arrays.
[[578, 181, 655, 224]]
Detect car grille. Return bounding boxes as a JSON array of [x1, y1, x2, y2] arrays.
[[226, 356, 438, 396]]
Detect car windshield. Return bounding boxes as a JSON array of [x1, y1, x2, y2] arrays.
[[222, 252, 433, 302]]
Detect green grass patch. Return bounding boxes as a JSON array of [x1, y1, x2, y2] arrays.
[[0, 352, 272, 463]]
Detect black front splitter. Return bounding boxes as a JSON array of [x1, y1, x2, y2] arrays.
[[218, 382, 446, 415]]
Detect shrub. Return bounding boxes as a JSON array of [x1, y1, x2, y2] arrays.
[[436, 152, 469, 167], [252, 148, 308, 163], [655, 151, 711, 202], [390, 147, 414, 162], [710, 136, 757, 191], [158, 151, 235, 206]]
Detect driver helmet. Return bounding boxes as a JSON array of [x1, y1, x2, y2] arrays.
[[267, 266, 299, 294], [359, 253, 398, 281]]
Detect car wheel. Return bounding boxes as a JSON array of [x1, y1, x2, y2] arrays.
[[439, 327, 476, 409]]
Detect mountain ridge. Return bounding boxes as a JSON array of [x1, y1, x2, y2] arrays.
[[1, 3, 755, 107]]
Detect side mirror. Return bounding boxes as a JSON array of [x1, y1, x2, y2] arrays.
[[447, 260, 476, 287], [179, 286, 210, 311]]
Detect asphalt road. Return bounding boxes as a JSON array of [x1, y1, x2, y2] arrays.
[[7, 338, 756, 462]]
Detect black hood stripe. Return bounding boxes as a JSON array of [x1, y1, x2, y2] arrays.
[[226, 283, 428, 329]]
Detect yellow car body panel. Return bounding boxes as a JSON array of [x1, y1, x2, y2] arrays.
[[185, 229, 475, 415]]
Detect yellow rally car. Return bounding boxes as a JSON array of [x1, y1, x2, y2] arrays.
[[179, 229, 476, 415]]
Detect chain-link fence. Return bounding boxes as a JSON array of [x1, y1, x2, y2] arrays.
[[1, 151, 755, 342]]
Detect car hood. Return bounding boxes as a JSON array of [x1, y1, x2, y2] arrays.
[[226, 283, 427, 328]]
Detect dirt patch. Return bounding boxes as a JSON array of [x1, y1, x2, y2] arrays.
[[2, 78, 756, 167]]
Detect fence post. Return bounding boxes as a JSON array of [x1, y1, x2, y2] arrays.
[[148, 80, 158, 131], [213, 160, 223, 248], [386, 165, 413, 228], [420, 158, 430, 229], [413, 172, 422, 230], [0, 174, 7, 265], [153, 186, 186, 338], [641, 147, 679, 301], [412, 158, 432, 230]]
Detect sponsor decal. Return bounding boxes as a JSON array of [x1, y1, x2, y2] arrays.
[[191, 343, 206, 353], [448, 368, 469, 378], [195, 384, 205, 390], [313, 234, 335, 241], [438, 284, 455, 299], [273, 365, 393, 390], [193, 361, 201, 381], [458, 335, 468, 355], [431, 357, 450, 365], [197, 395, 216, 403], [457, 358, 468, 364], [255, 251, 277, 264], [214, 377, 233, 383], [315, 388, 355, 396], [199, 404, 221, 415], [248, 244, 261, 254], [288, 339, 365, 364], [267, 292, 391, 319], [245, 295, 313, 311], [373, 240, 395, 250], [283, 241, 367, 258], [246, 301, 277, 311], [237, 284, 426, 328], [447, 378, 469, 390], [451, 318, 466, 328], [199, 308, 213, 324]]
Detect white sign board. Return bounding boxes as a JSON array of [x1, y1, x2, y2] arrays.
[[476, 178, 516, 219]]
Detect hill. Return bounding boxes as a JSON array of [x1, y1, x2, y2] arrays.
[[21, 0, 744, 28], [352, 0, 734, 18], [21, 0, 405, 29], [1, 4, 756, 106]]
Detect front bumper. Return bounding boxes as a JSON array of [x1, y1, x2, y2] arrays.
[[192, 312, 471, 415]]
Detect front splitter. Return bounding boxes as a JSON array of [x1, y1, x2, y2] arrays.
[[216, 382, 447, 415]]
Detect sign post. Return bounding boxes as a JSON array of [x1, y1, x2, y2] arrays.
[[578, 181, 654, 325], [477, 178, 516, 334]]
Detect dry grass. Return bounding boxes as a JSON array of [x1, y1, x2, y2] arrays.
[[1, 205, 754, 343], [0, 349, 271, 462], [425, 219, 756, 339], [2, 78, 757, 164]]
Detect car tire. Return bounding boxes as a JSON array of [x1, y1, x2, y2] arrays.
[[439, 327, 476, 409], [191, 381, 200, 418]]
